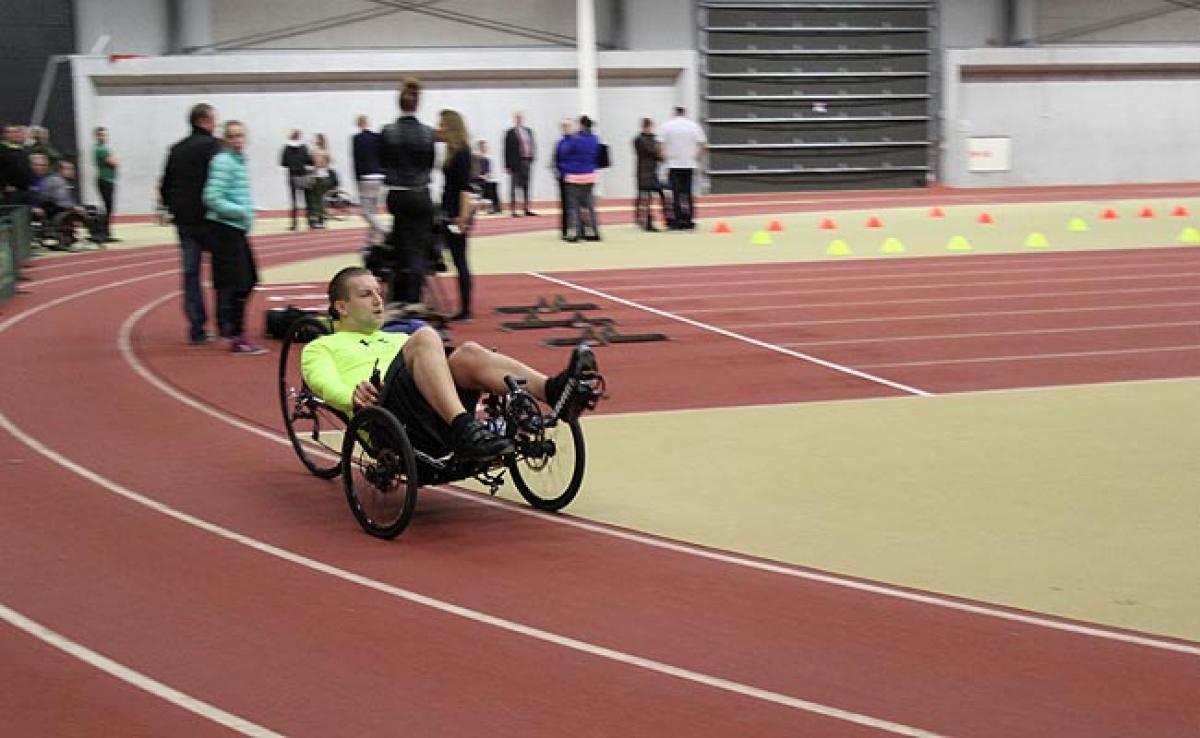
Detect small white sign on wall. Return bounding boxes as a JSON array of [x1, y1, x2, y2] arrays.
[[967, 136, 1012, 172]]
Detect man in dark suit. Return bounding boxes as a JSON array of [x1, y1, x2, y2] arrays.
[[503, 112, 537, 217], [352, 114, 384, 243]]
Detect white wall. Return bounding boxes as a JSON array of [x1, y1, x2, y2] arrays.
[[75, 0, 169, 55], [71, 50, 691, 214], [941, 46, 1200, 186]]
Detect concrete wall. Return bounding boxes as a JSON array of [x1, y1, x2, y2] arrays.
[[75, 0, 169, 55], [941, 46, 1200, 186], [71, 50, 692, 214], [1040, 0, 1200, 43]]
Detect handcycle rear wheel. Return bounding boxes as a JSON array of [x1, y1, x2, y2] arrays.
[[342, 406, 420, 539], [509, 416, 585, 511], [278, 315, 344, 479]]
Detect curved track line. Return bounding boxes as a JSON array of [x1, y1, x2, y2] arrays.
[[0, 604, 281, 737], [0, 293, 939, 737], [120, 286, 1200, 659], [528, 271, 934, 397]]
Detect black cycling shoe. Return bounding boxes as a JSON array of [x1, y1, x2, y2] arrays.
[[452, 418, 515, 461], [551, 343, 603, 422]]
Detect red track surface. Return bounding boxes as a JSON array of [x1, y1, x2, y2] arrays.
[[3, 195, 1200, 736]]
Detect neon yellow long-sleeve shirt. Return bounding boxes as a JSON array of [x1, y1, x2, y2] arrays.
[[300, 329, 409, 417]]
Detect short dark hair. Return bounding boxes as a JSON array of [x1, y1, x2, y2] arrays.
[[327, 266, 373, 319], [579, 115, 593, 131], [399, 78, 421, 113], [189, 103, 214, 127], [641, 117, 653, 128], [674, 106, 685, 116]]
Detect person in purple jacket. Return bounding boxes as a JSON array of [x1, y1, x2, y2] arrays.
[[557, 115, 601, 243]]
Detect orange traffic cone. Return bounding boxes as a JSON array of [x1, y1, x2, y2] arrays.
[[865, 216, 883, 228], [977, 212, 994, 224], [929, 207, 945, 218], [818, 218, 837, 230], [713, 221, 731, 234], [1139, 207, 1156, 218], [1172, 205, 1190, 217], [1101, 208, 1118, 220], [767, 220, 784, 232]]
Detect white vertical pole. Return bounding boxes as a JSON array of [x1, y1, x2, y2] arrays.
[[178, 0, 213, 52], [577, 0, 598, 119]]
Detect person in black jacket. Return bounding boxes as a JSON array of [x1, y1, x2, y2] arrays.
[[0, 123, 35, 206], [438, 109, 476, 321], [503, 112, 537, 217], [379, 78, 436, 305], [279, 130, 312, 231], [352, 114, 384, 243], [160, 103, 223, 344]]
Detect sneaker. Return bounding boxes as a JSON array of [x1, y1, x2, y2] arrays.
[[453, 418, 514, 461], [551, 343, 602, 422], [189, 333, 215, 345], [231, 338, 268, 355]]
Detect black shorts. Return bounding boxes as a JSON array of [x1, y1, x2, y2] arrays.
[[378, 344, 480, 458]]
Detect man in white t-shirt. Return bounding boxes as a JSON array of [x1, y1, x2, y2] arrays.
[[658, 106, 707, 230]]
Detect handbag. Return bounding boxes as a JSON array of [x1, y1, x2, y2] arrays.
[[596, 143, 611, 169]]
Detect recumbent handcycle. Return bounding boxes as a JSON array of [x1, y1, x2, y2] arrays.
[[277, 315, 602, 539]]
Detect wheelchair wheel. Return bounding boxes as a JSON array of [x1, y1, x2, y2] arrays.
[[509, 416, 585, 511], [342, 406, 419, 539], [278, 315, 344, 479]]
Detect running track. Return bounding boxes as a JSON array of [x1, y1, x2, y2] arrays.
[[2, 204, 1199, 736]]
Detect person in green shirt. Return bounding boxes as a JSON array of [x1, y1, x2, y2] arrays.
[[93, 126, 119, 242], [301, 266, 601, 461]]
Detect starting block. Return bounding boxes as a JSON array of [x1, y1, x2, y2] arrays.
[[542, 324, 668, 348], [495, 294, 599, 315], [500, 311, 615, 331]]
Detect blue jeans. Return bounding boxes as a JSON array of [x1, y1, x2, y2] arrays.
[[177, 224, 226, 339]]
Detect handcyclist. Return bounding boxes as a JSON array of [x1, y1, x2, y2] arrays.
[[301, 266, 601, 462]]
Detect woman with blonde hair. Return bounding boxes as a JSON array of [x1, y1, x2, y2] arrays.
[[438, 109, 476, 321]]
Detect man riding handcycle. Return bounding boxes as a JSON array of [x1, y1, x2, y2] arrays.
[[278, 265, 604, 538]]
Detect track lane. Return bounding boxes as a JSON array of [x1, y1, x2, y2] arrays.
[[3, 206, 1199, 736]]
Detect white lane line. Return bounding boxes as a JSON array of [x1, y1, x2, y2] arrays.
[[527, 271, 933, 397], [0, 604, 283, 737], [857, 344, 1200, 369], [116, 292, 1200, 658], [719, 300, 1200, 329], [782, 321, 1200, 348], [587, 270, 1200, 296], [0, 305, 944, 737], [681, 284, 1195, 316], [575, 256, 1200, 287]]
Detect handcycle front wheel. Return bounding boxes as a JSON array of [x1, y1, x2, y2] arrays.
[[342, 406, 420, 539], [278, 315, 344, 479], [508, 416, 585, 511]]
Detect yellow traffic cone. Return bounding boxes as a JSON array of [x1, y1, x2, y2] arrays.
[[750, 229, 773, 245], [826, 239, 853, 256], [880, 237, 905, 254], [1025, 232, 1049, 248], [946, 235, 971, 252]]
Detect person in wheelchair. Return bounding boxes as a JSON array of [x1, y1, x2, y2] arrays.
[[33, 159, 104, 249], [301, 266, 601, 463]]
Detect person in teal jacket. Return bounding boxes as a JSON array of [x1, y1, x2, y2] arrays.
[[203, 120, 265, 355]]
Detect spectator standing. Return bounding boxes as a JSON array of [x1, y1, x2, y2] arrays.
[[558, 115, 601, 243], [92, 126, 120, 241], [203, 120, 266, 355], [470, 139, 501, 214], [352, 115, 385, 243], [438, 109, 476, 321], [28, 127, 61, 167], [552, 117, 573, 239], [308, 132, 332, 229], [379, 77, 436, 304], [503, 112, 537, 217], [659, 106, 707, 230], [161, 103, 223, 344], [633, 118, 667, 232], [0, 123, 35, 206], [279, 130, 312, 231]]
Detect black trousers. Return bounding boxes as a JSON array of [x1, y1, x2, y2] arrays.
[[208, 221, 259, 338], [96, 178, 115, 236], [558, 177, 567, 236], [510, 159, 532, 212], [668, 168, 695, 227], [386, 188, 434, 304], [444, 229, 471, 315], [635, 183, 667, 229]]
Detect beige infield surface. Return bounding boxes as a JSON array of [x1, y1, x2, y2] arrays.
[[115, 197, 1200, 642]]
